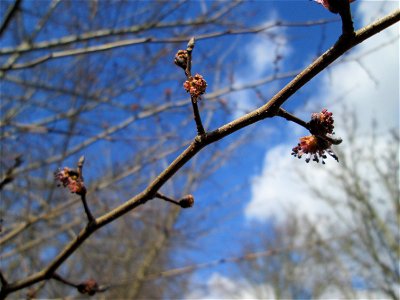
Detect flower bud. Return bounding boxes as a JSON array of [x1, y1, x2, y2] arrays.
[[314, 0, 355, 14], [174, 50, 188, 70], [179, 194, 195, 208], [309, 108, 334, 136], [77, 279, 98, 296], [55, 167, 86, 195]]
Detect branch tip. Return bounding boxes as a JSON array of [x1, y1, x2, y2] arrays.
[[187, 37, 195, 52]]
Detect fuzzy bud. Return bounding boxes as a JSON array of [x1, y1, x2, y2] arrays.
[[77, 279, 98, 296], [174, 50, 188, 70], [309, 108, 335, 136], [179, 194, 195, 208]]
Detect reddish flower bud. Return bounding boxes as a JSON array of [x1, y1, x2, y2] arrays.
[[77, 279, 99, 296], [179, 194, 195, 208], [291, 135, 338, 164], [314, 0, 355, 14], [174, 50, 188, 70], [183, 74, 207, 101], [55, 167, 86, 195], [309, 108, 335, 136]]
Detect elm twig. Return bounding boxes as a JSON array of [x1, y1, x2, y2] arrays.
[[277, 108, 343, 145], [155, 192, 195, 208], [185, 37, 206, 135], [77, 156, 95, 225]]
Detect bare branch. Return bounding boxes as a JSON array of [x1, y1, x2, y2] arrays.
[[0, 9, 398, 298], [0, 0, 21, 37], [0, 19, 337, 72]]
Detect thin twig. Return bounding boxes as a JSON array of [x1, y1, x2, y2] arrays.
[[0, 155, 22, 190], [76, 156, 95, 224], [81, 194, 95, 225], [52, 273, 78, 288], [155, 192, 180, 206], [0, 0, 21, 37], [185, 37, 205, 135], [277, 108, 309, 130]]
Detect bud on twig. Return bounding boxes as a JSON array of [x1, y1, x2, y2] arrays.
[[77, 279, 99, 296], [54, 167, 86, 195], [187, 37, 195, 52], [174, 50, 188, 70], [179, 194, 195, 208]]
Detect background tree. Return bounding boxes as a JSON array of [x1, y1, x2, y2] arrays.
[[226, 114, 399, 299]]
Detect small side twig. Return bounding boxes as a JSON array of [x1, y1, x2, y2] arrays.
[[277, 107, 343, 145], [0, 155, 22, 191], [76, 156, 95, 225], [185, 37, 195, 78], [52, 273, 77, 288], [0, 0, 21, 37], [338, 0, 354, 37], [277, 108, 310, 130], [155, 192, 194, 208], [174, 38, 206, 135], [183, 37, 206, 135], [54, 156, 95, 224], [52, 273, 108, 296]]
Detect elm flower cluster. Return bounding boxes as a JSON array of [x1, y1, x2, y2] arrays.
[[314, 0, 355, 14], [292, 135, 338, 164], [291, 109, 339, 164], [54, 167, 86, 195], [184, 74, 207, 101]]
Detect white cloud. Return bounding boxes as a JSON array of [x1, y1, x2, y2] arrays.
[[245, 143, 336, 224], [186, 272, 276, 299], [245, 2, 399, 224], [186, 272, 389, 300]]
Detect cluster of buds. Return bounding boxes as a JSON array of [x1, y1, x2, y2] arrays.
[[184, 74, 207, 101], [314, 0, 355, 14], [309, 108, 334, 135], [54, 167, 86, 195], [77, 279, 99, 296], [291, 109, 339, 164]]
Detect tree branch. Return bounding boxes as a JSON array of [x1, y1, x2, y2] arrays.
[[0, 9, 398, 298]]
